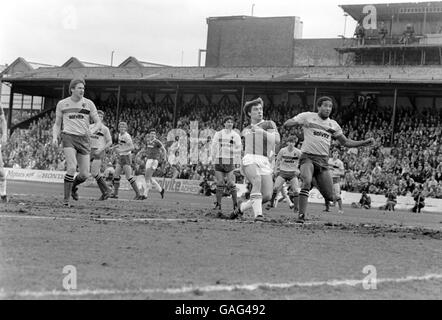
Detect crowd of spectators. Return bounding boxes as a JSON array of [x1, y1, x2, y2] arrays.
[[2, 97, 442, 199]]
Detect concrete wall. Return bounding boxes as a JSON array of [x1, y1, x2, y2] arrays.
[[205, 16, 297, 67]]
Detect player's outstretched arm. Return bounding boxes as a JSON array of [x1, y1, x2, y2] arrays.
[[336, 134, 375, 148], [253, 121, 280, 145], [283, 117, 303, 128], [89, 101, 103, 133], [102, 127, 113, 152]]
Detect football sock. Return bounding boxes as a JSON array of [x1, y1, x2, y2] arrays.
[[299, 189, 309, 215], [251, 193, 263, 218], [64, 174, 74, 201], [270, 191, 277, 206], [216, 185, 224, 206], [128, 176, 141, 196], [151, 178, 162, 192], [72, 175, 87, 190], [113, 177, 121, 196]]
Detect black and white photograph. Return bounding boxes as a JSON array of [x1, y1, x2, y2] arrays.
[[0, 0, 442, 303]]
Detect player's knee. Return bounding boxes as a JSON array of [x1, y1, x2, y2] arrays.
[[262, 192, 272, 203], [66, 168, 76, 176], [250, 175, 262, 186], [323, 193, 334, 202], [77, 172, 89, 181], [0, 169, 5, 179], [90, 167, 99, 177], [300, 179, 312, 190]]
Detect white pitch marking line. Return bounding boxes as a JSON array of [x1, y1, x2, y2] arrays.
[[2, 273, 442, 298], [0, 215, 75, 221], [0, 214, 197, 224]]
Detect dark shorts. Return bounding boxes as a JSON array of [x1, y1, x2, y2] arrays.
[[62, 133, 91, 155], [117, 154, 132, 167], [215, 164, 235, 173], [278, 170, 298, 181], [91, 148, 105, 161], [300, 153, 329, 176]]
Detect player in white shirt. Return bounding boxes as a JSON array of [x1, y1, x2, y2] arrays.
[[52, 78, 104, 206], [325, 150, 345, 213], [231, 98, 280, 221], [0, 105, 8, 202], [284, 96, 374, 222], [89, 110, 113, 200], [210, 116, 242, 214], [269, 136, 302, 213], [110, 122, 142, 200]]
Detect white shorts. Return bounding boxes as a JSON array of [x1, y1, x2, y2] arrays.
[[333, 183, 341, 196], [145, 159, 159, 170], [242, 154, 273, 176]]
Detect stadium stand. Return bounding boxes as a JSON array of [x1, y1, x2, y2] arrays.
[[2, 98, 442, 199]]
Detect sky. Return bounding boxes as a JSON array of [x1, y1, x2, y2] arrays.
[[0, 0, 417, 67]]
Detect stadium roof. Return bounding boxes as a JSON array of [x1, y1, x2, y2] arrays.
[[340, 1, 442, 21], [3, 65, 442, 84], [0, 56, 169, 77], [118, 56, 170, 68]]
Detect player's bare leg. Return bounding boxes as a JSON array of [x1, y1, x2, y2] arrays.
[[280, 184, 294, 208], [333, 183, 344, 214], [91, 158, 111, 200], [237, 165, 263, 219], [315, 169, 336, 214], [288, 177, 299, 213], [71, 153, 91, 201], [269, 176, 285, 209], [260, 174, 273, 203], [111, 165, 122, 198], [145, 166, 164, 199]]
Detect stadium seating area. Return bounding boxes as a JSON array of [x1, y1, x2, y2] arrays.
[[3, 100, 442, 199]]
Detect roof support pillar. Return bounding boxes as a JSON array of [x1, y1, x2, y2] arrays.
[[173, 85, 179, 128], [390, 88, 398, 146], [312, 87, 318, 111], [115, 85, 121, 129], [8, 85, 14, 136], [239, 86, 245, 130]]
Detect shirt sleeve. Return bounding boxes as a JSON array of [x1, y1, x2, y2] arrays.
[[332, 121, 344, 139], [292, 112, 308, 125]]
